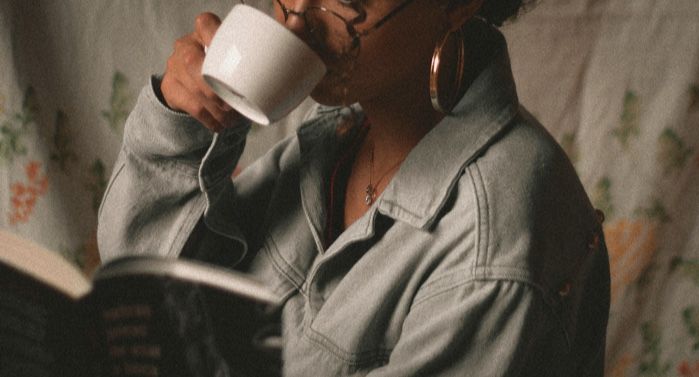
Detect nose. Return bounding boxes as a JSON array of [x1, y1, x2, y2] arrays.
[[278, 0, 310, 38]]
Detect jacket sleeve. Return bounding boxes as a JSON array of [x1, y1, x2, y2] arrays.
[[367, 278, 567, 377], [97, 76, 252, 263]]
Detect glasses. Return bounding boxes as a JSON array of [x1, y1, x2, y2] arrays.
[[243, 0, 418, 59]]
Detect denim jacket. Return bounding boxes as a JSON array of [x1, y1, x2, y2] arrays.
[[98, 28, 610, 376]]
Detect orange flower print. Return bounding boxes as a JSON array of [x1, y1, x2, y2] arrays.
[[606, 353, 634, 377], [9, 160, 49, 225], [604, 219, 658, 302], [678, 360, 699, 377]]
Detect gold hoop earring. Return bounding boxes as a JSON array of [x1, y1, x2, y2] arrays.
[[430, 27, 466, 114]]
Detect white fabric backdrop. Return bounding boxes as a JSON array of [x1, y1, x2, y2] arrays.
[[1, 1, 698, 375]]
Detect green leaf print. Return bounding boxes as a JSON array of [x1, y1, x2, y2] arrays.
[[612, 90, 641, 149], [657, 128, 693, 176], [592, 177, 614, 219], [0, 87, 37, 164], [0, 120, 28, 163], [683, 306, 699, 351], [671, 258, 699, 287], [634, 198, 671, 223], [638, 322, 671, 376], [49, 110, 77, 172], [559, 132, 578, 165], [85, 159, 108, 213], [636, 261, 659, 292], [101, 71, 134, 133], [14, 87, 40, 126]]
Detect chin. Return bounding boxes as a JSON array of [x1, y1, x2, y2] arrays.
[[308, 62, 363, 107], [309, 80, 352, 107], [310, 89, 344, 107]]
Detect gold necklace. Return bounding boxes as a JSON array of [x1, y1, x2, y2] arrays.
[[365, 143, 405, 206]]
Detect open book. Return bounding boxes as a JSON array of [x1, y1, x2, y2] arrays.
[[0, 230, 282, 377]]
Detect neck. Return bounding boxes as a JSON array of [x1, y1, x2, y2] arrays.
[[358, 76, 444, 163]]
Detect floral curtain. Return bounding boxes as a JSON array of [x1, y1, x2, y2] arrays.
[[0, 0, 294, 273], [1, 0, 698, 375]]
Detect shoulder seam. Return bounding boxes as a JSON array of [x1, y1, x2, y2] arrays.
[[412, 273, 546, 309]]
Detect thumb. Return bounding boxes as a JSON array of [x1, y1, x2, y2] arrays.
[[194, 12, 222, 47]]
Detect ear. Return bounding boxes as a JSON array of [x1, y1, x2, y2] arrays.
[[444, 0, 484, 31]]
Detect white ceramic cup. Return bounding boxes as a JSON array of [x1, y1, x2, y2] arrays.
[[202, 5, 327, 125]]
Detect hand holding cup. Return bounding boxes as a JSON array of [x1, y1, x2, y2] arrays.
[[160, 13, 241, 132]]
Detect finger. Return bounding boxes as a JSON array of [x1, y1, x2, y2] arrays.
[[194, 12, 222, 47], [162, 42, 201, 110], [160, 71, 183, 111], [165, 75, 240, 131], [169, 37, 229, 110], [173, 35, 228, 107], [188, 63, 228, 109], [166, 79, 224, 132], [189, 102, 224, 133], [176, 65, 230, 119], [196, 77, 232, 112]]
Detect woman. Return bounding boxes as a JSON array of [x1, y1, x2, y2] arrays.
[[98, 0, 611, 375]]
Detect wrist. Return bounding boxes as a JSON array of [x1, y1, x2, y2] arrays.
[[153, 75, 184, 113]]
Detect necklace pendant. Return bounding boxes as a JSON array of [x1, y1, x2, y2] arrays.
[[365, 185, 375, 206]]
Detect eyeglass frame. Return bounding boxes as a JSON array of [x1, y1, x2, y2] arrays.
[[249, 0, 420, 57]]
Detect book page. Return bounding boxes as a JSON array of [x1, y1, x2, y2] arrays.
[[0, 230, 91, 300], [96, 257, 279, 304], [0, 264, 93, 377]]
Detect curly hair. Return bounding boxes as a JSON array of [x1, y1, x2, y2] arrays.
[[476, 0, 532, 26]]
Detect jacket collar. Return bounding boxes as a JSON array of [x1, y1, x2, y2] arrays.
[[297, 26, 519, 233], [379, 28, 520, 230]]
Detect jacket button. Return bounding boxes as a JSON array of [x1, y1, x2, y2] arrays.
[[558, 282, 572, 297], [595, 209, 605, 224], [588, 233, 601, 251]]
